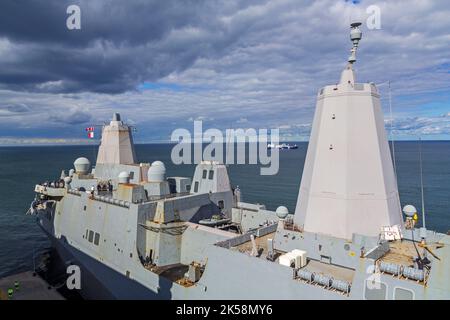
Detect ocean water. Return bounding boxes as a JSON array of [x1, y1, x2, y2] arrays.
[[0, 141, 449, 277]]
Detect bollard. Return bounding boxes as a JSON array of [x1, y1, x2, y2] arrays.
[[14, 281, 20, 291], [7, 288, 13, 299]]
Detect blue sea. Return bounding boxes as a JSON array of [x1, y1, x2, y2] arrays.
[[0, 141, 449, 277]]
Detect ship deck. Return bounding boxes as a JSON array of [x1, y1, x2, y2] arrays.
[[380, 240, 419, 266], [229, 231, 355, 283], [231, 232, 275, 257], [144, 263, 195, 287], [380, 239, 444, 267], [303, 259, 355, 283]]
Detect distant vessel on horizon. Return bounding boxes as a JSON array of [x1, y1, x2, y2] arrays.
[[267, 143, 298, 150]]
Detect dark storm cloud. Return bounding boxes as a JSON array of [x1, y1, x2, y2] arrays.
[[0, 0, 261, 93]]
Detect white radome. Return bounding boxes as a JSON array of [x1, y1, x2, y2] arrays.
[[118, 171, 130, 184], [276, 206, 289, 219], [148, 161, 166, 182], [403, 205, 417, 217], [73, 157, 90, 174]]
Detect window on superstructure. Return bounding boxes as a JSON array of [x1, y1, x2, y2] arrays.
[[94, 232, 100, 246], [88, 230, 94, 243], [202, 170, 207, 179], [194, 181, 199, 193], [85, 229, 88, 239], [208, 170, 214, 180]]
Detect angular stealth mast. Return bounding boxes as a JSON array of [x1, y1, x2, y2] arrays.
[[96, 113, 137, 165], [294, 22, 403, 239]]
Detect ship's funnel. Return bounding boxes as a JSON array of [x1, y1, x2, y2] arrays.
[[96, 113, 137, 165], [293, 24, 403, 239]]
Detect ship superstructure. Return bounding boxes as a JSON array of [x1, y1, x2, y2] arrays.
[[28, 23, 450, 300], [294, 22, 403, 239]]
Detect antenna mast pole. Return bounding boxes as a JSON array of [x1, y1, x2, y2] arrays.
[[388, 81, 397, 178], [348, 22, 362, 64], [419, 137, 426, 229]]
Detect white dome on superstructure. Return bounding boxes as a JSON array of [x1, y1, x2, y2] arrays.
[[151, 161, 165, 168], [118, 171, 130, 184], [148, 161, 166, 182], [402, 205, 417, 217], [276, 206, 289, 219], [73, 157, 90, 174]]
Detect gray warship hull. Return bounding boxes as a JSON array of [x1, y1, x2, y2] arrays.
[[48, 233, 155, 299], [28, 23, 450, 300], [35, 207, 449, 300]]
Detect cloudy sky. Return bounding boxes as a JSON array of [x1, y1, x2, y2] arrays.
[[0, 0, 449, 144]]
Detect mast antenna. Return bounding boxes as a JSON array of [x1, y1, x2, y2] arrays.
[[388, 81, 398, 178], [348, 22, 362, 64], [419, 137, 426, 229]]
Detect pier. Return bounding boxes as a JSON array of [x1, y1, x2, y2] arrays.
[[0, 271, 64, 300]]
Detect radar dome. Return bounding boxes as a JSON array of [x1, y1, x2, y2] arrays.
[[152, 160, 165, 168], [118, 171, 130, 184], [276, 206, 289, 219], [148, 161, 166, 182], [403, 205, 417, 217], [73, 157, 90, 174]]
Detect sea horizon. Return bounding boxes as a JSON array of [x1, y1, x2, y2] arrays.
[[1, 139, 449, 148]]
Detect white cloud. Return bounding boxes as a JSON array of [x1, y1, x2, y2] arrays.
[[0, 137, 95, 146]]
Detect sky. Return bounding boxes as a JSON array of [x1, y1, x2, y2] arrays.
[[0, 0, 449, 145]]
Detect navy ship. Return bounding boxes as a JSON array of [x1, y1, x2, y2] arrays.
[[28, 23, 450, 299], [267, 143, 298, 150]]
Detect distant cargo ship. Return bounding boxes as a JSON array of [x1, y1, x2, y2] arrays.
[[267, 143, 298, 150]]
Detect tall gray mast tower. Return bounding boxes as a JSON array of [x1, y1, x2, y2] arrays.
[[96, 113, 137, 165], [294, 23, 403, 239]]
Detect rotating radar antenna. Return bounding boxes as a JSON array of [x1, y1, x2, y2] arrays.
[[348, 22, 362, 64]]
